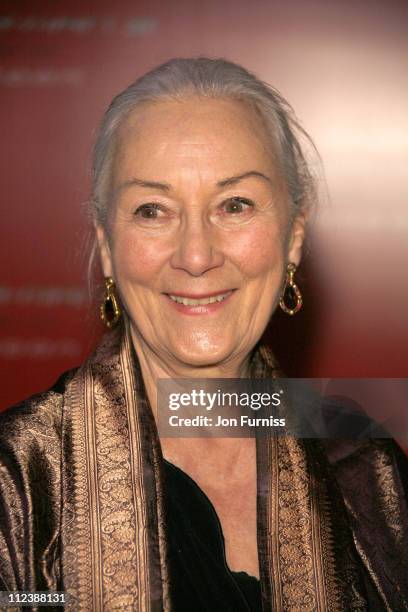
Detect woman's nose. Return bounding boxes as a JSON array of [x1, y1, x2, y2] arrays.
[[170, 219, 224, 276]]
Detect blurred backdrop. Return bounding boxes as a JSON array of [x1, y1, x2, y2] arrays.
[[1, 0, 407, 412]]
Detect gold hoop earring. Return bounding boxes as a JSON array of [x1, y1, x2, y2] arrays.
[[279, 263, 302, 316], [100, 277, 122, 328]]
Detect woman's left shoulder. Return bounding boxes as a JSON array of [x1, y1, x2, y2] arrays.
[[323, 437, 408, 473], [322, 437, 408, 508]]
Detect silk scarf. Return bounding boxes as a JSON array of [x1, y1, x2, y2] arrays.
[[60, 321, 404, 611]]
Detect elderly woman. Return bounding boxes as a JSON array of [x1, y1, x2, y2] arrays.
[[0, 58, 407, 612]]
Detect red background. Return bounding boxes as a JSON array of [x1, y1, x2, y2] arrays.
[[1, 1, 407, 417]]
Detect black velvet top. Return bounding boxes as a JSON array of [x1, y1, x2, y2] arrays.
[[164, 459, 262, 611]]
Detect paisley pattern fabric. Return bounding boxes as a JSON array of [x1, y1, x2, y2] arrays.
[[0, 322, 407, 611]]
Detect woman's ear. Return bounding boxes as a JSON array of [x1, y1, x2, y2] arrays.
[[287, 211, 308, 266], [95, 224, 114, 278]]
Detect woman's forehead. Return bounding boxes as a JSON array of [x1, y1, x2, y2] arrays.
[[113, 97, 278, 182]]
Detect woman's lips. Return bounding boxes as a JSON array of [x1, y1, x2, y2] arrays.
[[163, 290, 235, 314]]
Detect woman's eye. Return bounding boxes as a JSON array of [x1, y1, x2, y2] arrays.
[[134, 203, 161, 219], [222, 197, 254, 214]]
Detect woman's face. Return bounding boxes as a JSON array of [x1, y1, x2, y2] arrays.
[[97, 97, 306, 371]]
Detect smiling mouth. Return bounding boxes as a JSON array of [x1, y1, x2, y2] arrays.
[[167, 290, 234, 306]]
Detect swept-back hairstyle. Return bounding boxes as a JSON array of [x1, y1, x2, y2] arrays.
[[91, 57, 317, 228]]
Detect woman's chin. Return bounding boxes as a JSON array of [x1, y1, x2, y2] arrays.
[[169, 342, 235, 371]]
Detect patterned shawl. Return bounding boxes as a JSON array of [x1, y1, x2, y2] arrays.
[[1, 321, 407, 610]]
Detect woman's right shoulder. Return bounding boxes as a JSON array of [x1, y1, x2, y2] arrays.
[[0, 368, 78, 448], [0, 369, 78, 592]]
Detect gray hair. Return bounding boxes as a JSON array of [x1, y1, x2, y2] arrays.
[[91, 57, 317, 228]]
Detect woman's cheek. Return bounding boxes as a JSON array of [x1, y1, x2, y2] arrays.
[[113, 231, 170, 285], [227, 223, 286, 278]]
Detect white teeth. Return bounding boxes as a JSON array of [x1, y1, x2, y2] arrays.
[[168, 292, 231, 306]]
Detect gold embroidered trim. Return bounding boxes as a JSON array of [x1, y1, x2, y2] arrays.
[[269, 435, 283, 610], [277, 437, 317, 610], [121, 323, 150, 610], [63, 324, 170, 611], [308, 444, 329, 612], [63, 362, 93, 610]]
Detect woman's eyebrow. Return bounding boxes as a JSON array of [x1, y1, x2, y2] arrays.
[[117, 170, 272, 194], [117, 177, 171, 193], [217, 171, 272, 187]]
